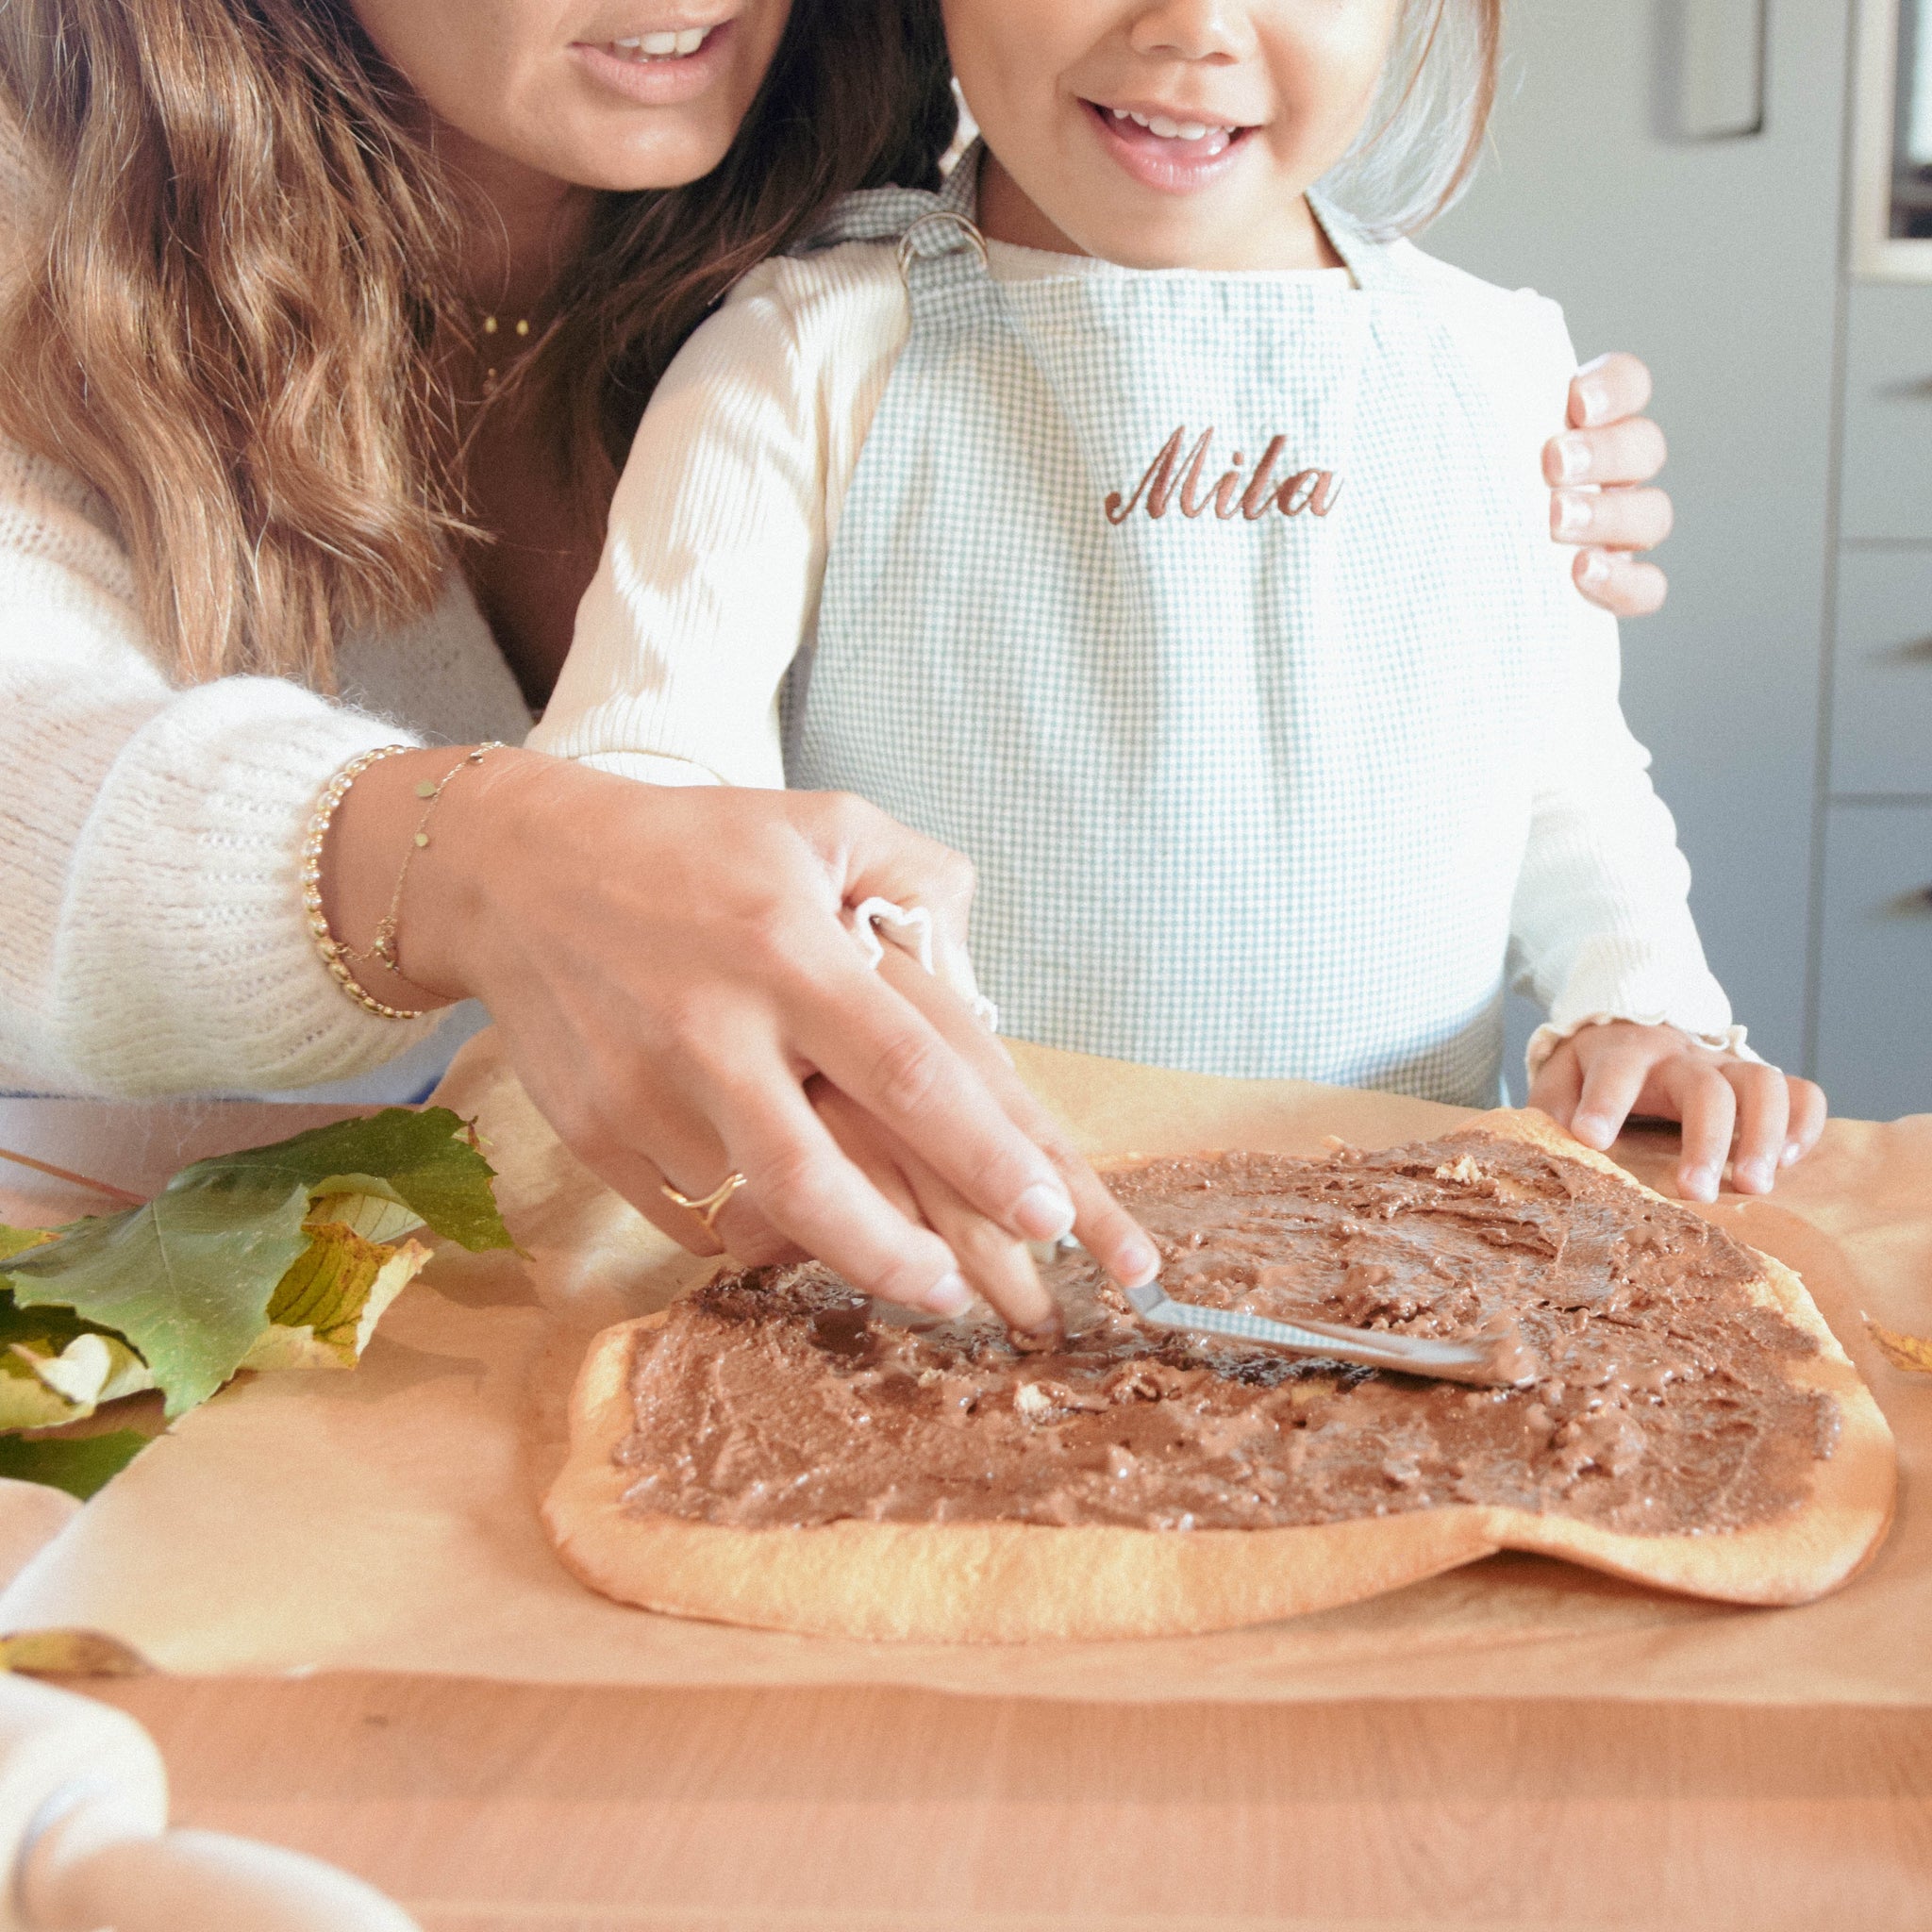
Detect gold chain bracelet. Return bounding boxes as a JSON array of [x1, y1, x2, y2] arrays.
[[301, 741, 506, 1022]]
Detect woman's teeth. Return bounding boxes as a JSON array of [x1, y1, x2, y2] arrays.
[[1108, 107, 1236, 149], [610, 25, 712, 59]]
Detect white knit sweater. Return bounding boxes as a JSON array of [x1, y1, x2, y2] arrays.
[[0, 437, 531, 1098]]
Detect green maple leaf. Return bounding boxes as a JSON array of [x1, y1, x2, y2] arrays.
[[0, 1429, 150, 1501], [0, 1108, 509, 1418]]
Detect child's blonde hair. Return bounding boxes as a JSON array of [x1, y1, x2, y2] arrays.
[[1321, 0, 1503, 240]]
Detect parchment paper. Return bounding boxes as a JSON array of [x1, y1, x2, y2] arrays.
[[0, 1031, 1925, 1705]]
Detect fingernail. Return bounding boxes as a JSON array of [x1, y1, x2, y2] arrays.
[[1577, 548, 1610, 586], [1112, 1236, 1161, 1288], [1575, 380, 1612, 426], [1737, 1158, 1774, 1192], [1577, 351, 1613, 376], [1555, 432, 1591, 480], [925, 1271, 974, 1318], [1012, 1181, 1075, 1242], [1684, 1166, 1718, 1201], [1553, 490, 1591, 539], [1573, 1112, 1612, 1148], [1011, 1308, 1066, 1353], [1781, 1140, 1802, 1167]]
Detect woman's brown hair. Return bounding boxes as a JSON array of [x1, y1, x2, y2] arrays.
[[0, 0, 956, 688]]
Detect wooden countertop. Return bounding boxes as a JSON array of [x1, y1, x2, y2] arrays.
[[87, 1675, 1932, 1930]]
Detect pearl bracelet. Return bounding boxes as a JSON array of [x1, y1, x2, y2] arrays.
[[300, 743, 426, 1022]]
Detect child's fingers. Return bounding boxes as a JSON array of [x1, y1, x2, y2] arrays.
[[1664, 1059, 1738, 1202], [1526, 1042, 1585, 1130], [1784, 1077, 1829, 1164], [1571, 1041, 1652, 1151], [1724, 1060, 1790, 1195]]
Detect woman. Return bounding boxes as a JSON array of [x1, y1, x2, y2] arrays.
[[0, 0, 1674, 1333]]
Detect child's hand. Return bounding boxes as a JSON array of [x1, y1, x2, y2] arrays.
[[1528, 1021, 1827, 1204]]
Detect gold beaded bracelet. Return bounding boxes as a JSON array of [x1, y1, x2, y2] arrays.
[[301, 741, 506, 1022]]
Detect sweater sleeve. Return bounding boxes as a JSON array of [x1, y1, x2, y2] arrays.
[[529, 244, 908, 790], [1418, 269, 1743, 1070], [0, 441, 451, 1097]]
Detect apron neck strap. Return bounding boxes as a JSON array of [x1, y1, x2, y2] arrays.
[[1305, 191, 1403, 294], [796, 145, 1402, 298]]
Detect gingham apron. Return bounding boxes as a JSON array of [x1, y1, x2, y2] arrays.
[[786, 154, 1560, 1104]]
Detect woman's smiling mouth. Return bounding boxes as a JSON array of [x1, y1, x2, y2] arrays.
[[574, 18, 738, 104]]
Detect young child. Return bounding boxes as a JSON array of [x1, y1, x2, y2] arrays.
[[532, 0, 1824, 1203]]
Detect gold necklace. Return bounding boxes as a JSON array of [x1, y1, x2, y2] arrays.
[[476, 312, 535, 393]]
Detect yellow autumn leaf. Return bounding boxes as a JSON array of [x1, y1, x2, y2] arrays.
[[1866, 1318, 1932, 1376], [0, 1629, 150, 1676], [240, 1221, 433, 1374]]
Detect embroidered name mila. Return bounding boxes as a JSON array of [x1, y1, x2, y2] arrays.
[[1105, 428, 1341, 525]]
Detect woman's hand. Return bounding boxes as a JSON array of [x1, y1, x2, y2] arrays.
[[1528, 1020, 1828, 1204], [326, 748, 1158, 1335], [1547, 353, 1674, 619], [800, 941, 1142, 1337]]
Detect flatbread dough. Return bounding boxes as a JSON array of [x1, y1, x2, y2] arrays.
[[542, 1109, 1896, 1641]]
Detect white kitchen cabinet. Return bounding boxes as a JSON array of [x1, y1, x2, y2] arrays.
[[1430, 0, 1930, 1119]]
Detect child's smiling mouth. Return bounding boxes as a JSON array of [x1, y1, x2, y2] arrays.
[[1083, 97, 1255, 192]]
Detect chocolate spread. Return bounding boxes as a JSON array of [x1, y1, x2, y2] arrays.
[[615, 1133, 1838, 1537]]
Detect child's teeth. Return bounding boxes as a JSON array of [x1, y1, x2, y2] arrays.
[[1111, 108, 1228, 143]]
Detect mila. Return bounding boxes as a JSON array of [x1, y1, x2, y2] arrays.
[[1104, 428, 1342, 525]]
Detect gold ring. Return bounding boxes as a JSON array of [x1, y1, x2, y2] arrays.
[[660, 1170, 749, 1235]]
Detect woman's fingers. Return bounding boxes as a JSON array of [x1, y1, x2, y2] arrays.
[[1544, 358, 1672, 619], [791, 963, 1080, 1241], [1552, 484, 1674, 552], [869, 945, 1161, 1288], [1574, 549, 1669, 617], [1570, 351, 1654, 429], [1546, 414, 1667, 491], [708, 1057, 979, 1316], [812, 1083, 1058, 1334], [1724, 1061, 1790, 1196]]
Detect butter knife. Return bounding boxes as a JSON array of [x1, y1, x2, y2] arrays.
[[1122, 1277, 1534, 1390]]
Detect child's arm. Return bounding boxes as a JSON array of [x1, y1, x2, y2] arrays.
[[1441, 280, 1829, 1199], [529, 246, 908, 790], [1507, 591, 1825, 1199]]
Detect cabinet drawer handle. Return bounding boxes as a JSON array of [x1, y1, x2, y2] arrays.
[[1680, 0, 1767, 140]]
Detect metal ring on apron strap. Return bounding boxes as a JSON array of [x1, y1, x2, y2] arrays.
[[895, 210, 990, 277]]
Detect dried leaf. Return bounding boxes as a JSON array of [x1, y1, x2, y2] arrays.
[[1866, 1318, 1932, 1376], [0, 1107, 510, 1416], [0, 1628, 150, 1676], [242, 1227, 433, 1373]]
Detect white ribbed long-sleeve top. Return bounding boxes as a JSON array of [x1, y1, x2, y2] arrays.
[[531, 237, 1743, 1071]]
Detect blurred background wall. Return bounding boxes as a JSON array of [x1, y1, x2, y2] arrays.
[[1431, 0, 1932, 1116]]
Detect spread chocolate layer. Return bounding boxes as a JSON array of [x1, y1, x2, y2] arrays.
[[614, 1133, 1839, 1537]]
